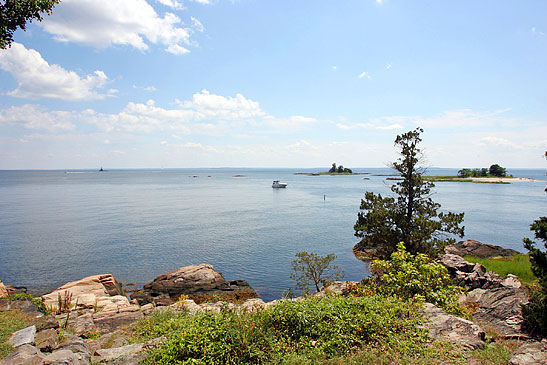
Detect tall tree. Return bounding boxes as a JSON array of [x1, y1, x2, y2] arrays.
[[522, 151, 547, 334], [1, 0, 60, 49], [354, 127, 464, 258]]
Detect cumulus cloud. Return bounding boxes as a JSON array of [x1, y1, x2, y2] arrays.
[[0, 90, 316, 135], [40, 0, 193, 54], [156, 0, 184, 9], [0, 43, 114, 100], [0, 104, 76, 131], [191, 16, 205, 32]]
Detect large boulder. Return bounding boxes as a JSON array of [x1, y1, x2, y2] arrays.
[[130, 264, 258, 305], [445, 240, 519, 258], [42, 274, 125, 311], [423, 303, 486, 349], [0, 344, 45, 365], [509, 340, 547, 365], [462, 287, 529, 338], [0, 280, 7, 297]]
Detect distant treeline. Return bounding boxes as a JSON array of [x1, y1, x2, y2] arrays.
[[329, 163, 352, 174], [458, 164, 508, 178]]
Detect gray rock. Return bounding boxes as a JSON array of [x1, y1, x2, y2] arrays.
[[130, 264, 257, 305], [95, 343, 144, 362], [423, 303, 486, 349], [9, 325, 36, 347], [509, 340, 547, 365], [34, 328, 58, 352], [56, 336, 91, 356], [502, 274, 522, 289], [439, 254, 503, 289], [92, 310, 144, 334], [463, 287, 528, 337], [446, 240, 519, 258], [71, 312, 96, 336], [0, 344, 45, 365], [43, 349, 89, 364]]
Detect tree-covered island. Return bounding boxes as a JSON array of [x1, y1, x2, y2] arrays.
[[295, 163, 368, 175]]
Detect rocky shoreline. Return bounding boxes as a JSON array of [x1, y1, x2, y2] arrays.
[[1, 242, 546, 364]]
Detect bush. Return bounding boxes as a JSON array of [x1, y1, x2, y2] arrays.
[[370, 242, 466, 316], [136, 295, 428, 364]]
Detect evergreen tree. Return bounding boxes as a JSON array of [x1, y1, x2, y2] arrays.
[[354, 127, 464, 258]]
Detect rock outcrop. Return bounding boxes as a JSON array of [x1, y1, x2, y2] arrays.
[[0, 280, 7, 297], [445, 240, 519, 258], [130, 264, 258, 305], [42, 274, 126, 312], [423, 303, 486, 349], [440, 254, 509, 289], [462, 287, 529, 338], [509, 340, 547, 365]]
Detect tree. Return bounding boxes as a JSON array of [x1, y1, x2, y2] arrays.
[[337, 165, 344, 173], [522, 151, 547, 335], [290, 251, 344, 294], [489, 164, 506, 177], [354, 127, 464, 258], [0, 0, 60, 49], [329, 163, 337, 173]]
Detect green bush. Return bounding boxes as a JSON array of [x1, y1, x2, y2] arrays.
[[135, 295, 428, 364], [370, 242, 466, 316]]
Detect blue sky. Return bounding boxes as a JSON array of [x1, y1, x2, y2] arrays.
[[0, 0, 546, 169]]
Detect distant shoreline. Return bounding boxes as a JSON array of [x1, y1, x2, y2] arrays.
[[295, 172, 369, 176]]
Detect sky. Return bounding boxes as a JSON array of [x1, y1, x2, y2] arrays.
[[0, 0, 546, 169]]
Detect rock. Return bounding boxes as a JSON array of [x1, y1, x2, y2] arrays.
[[10, 299, 42, 316], [131, 264, 258, 305], [0, 298, 10, 311], [34, 328, 58, 352], [439, 254, 503, 289], [43, 349, 89, 364], [95, 343, 144, 362], [239, 298, 266, 313], [423, 303, 485, 349], [42, 274, 124, 312], [0, 280, 8, 297], [35, 315, 60, 331], [9, 325, 36, 348], [92, 310, 144, 334], [462, 287, 528, 337], [446, 240, 519, 258], [71, 312, 97, 336], [0, 344, 45, 365], [319, 281, 360, 296], [502, 274, 522, 289], [6, 285, 28, 296], [56, 336, 92, 355], [509, 340, 547, 365]]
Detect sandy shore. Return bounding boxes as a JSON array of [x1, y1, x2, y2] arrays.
[[469, 177, 539, 182]]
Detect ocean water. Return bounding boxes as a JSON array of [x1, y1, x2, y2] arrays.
[[0, 167, 545, 301]]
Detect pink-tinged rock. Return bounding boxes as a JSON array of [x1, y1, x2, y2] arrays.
[[0, 280, 8, 297]]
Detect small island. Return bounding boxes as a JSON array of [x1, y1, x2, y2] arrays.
[[295, 163, 368, 176]]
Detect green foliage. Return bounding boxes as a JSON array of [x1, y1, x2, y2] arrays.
[[354, 127, 464, 258], [329, 163, 353, 174], [329, 163, 337, 173], [457, 168, 489, 178], [370, 243, 466, 316], [489, 164, 507, 177], [0, 0, 60, 49], [5, 294, 50, 315], [0, 310, 33, 359], [290, 252, 344, 294], [464, 254, 535, 284], [135, 295, 428, 364]]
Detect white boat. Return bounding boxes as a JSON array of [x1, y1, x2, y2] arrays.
[[272, 180, 288, 188]]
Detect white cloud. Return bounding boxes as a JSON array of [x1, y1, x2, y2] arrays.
[[336, 122, 403, 131], [478, 136, 522, 149], [0, 104, 76, 131], [358, 71, 371, 79], [192, 0, 212, 4], [0, 43, 113, 100], [385, 63, 392, 70], [191, 16, 205, 32], [419, 108, 512, 128], [133, 84, 157, 91], [332, 66, 337, 70], [41, 0, 193, 54], [156, 0, 184, 9], [104, 139, 111, 144]]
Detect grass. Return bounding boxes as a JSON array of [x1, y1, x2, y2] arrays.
[[0, 310, 33, 359], [464, 254, 535, 284]]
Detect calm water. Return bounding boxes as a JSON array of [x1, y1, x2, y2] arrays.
[[1, 168, 546, 301]]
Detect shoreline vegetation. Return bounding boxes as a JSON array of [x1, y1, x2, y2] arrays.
[[294, 171, 368, 176], [376, 175, 537, 184]]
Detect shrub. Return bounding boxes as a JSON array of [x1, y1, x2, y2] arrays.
[[290, 252, 344, 294], [370, 242, 466, 316]]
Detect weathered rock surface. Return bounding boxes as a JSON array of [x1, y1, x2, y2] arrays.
[[423, 303, 486, 349], [509, 340, 547, 365], [0, 280, 8, 297], [95, 343, 144, 362], [5, 285, 28, 296], [42, 274, 125, 312], [462, 287, 529, 337], [446, 240, 520, 258], [440, 254, 509, 289], [34, 328, 58, 352], [0, 344, 45, 365], [9, 325, 36, 348], [131, 264, 258, 305]]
